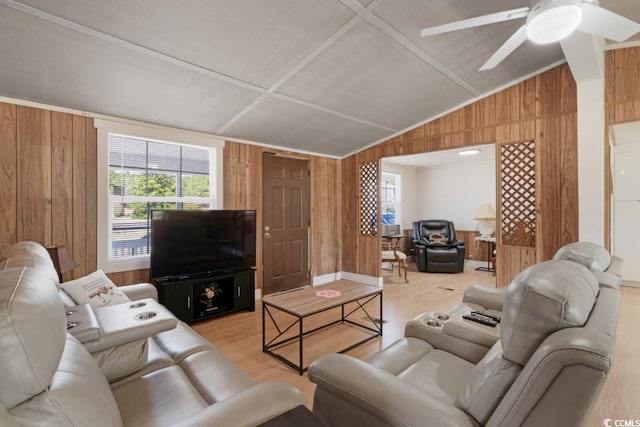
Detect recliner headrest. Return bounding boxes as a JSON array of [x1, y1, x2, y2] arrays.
[[0, 267, 66, 409], [0, 254, 60, 287], [501, 260, 598, 366], [1, 241, 50, 260], [553, 241, 611, 272], [0, 241, 59, 286]]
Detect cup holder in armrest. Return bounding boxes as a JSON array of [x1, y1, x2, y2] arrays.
[[135, 311, 159, 321], [129, 302, 147, 309], [422, 318, 442, 328], [434, 312, 450, 321]]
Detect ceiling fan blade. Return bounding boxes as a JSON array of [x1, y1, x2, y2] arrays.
[[420, 7, 529, 37], [577, 3, 640, 42], [479, 25, 528, 71]]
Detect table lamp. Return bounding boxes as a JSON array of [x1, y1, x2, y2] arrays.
[[474, 204, 496, 237]]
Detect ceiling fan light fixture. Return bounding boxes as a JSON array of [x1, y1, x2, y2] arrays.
[[526, 4, 583, 44]]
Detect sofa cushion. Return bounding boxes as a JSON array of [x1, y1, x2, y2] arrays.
[[0, 267, 66, 409], [112, 365, 208, 427], [109, 339, 176, 389], [153, 321, 215, 364], [397, 349, 475, 405], [365, 337, 474, 405], [179, 350, 256, 405], [92, 339, 149, 383], [8, 335, 123, 427], [454, 342, 522, 424], [426, 248, 459, 262], [501, 260, 598, 366], [366, 336, 434, 375], [61, 270, 130, 308]]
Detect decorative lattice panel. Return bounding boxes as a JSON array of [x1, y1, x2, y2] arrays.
[[499, 140, 536, 247], [360, 162, 378, 235]]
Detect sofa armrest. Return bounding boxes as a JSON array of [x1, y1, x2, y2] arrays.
[[308, 354, 478, 427], [173, 382, 306, 427], [594, 271, 622, 290], [607, 255, 623, 277], [404, 316, 491, 364], [463, 284, 506, 311], [84, 299, 177, 353], [120, 283, 158, 302]]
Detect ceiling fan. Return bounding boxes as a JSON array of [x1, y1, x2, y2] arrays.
[[420, 0, 640, 71]]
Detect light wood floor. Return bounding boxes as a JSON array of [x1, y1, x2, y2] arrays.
[[191, 266, 640, 425]]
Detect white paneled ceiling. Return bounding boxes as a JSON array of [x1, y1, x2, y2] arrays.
[[0, 0, 638, 157]]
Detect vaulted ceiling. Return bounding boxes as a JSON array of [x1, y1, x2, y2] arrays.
[[0, 0, 638, 157]]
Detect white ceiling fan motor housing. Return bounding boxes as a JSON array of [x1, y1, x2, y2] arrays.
[[526, 0, 583, 44]]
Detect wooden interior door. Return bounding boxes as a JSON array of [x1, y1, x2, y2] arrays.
[[262, 154, 310, 295]]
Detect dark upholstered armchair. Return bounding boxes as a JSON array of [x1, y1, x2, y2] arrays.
[[413, 220, 465, 273]]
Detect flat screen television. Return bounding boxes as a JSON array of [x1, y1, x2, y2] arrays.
[[150, 209, 257, 280]]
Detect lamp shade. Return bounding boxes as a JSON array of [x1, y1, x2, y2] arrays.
[[46, 245, 79, 282], [474, 204, 496, 220]]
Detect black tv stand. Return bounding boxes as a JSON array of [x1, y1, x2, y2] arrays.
[[154, 269, 255, 323]]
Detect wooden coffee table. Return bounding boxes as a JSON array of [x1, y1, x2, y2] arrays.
[[262, 280, 383, 375]]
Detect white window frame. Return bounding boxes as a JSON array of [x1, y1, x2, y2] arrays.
[[95, 118, 224, 273], [381, 172, 401, 227]]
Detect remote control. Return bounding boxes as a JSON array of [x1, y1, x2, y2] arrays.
[[463, 312, 498, 327], [472, 310, 501, 323]]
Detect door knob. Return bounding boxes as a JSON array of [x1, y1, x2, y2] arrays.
[[264, 232, 271, 239]]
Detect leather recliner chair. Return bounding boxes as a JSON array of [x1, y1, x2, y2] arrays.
[[308, 259, 620, 427], [413, 219, 465, 273]]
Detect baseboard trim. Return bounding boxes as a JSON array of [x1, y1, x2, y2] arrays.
[[622, 280, 640, 288], [340, 271, 383, 287], [312, 272, 342, 286]]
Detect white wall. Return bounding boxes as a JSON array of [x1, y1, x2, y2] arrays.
[[416, 158, 496, 232], [380, 161, 418, 231], [577, 79, 606, 245]]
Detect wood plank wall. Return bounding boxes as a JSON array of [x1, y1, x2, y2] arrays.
[[8, 49, 636, 288], [0, 102, 97, 281], [342, 64, 579, 286], [605, 47, 640, 249], [224, 141, 342, 291], [456, 230, 484, 261], [0, 101, 341, 288]]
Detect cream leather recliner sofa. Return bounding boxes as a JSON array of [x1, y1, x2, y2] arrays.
[[0, 241, 306, 426], [411, 241, 625, 363], [462, 241, 623, 314], [308, 259, 620, 427]]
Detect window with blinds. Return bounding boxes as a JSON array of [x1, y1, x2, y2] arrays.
[[108, 133, 213, 260], [381, 172, 400, 226]]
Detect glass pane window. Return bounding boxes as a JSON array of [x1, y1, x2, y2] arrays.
[[381, 172, 400, 226], [108, 133, 213, 260]]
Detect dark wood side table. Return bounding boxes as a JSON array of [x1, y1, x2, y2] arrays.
[[258, 405, 326, 427]]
